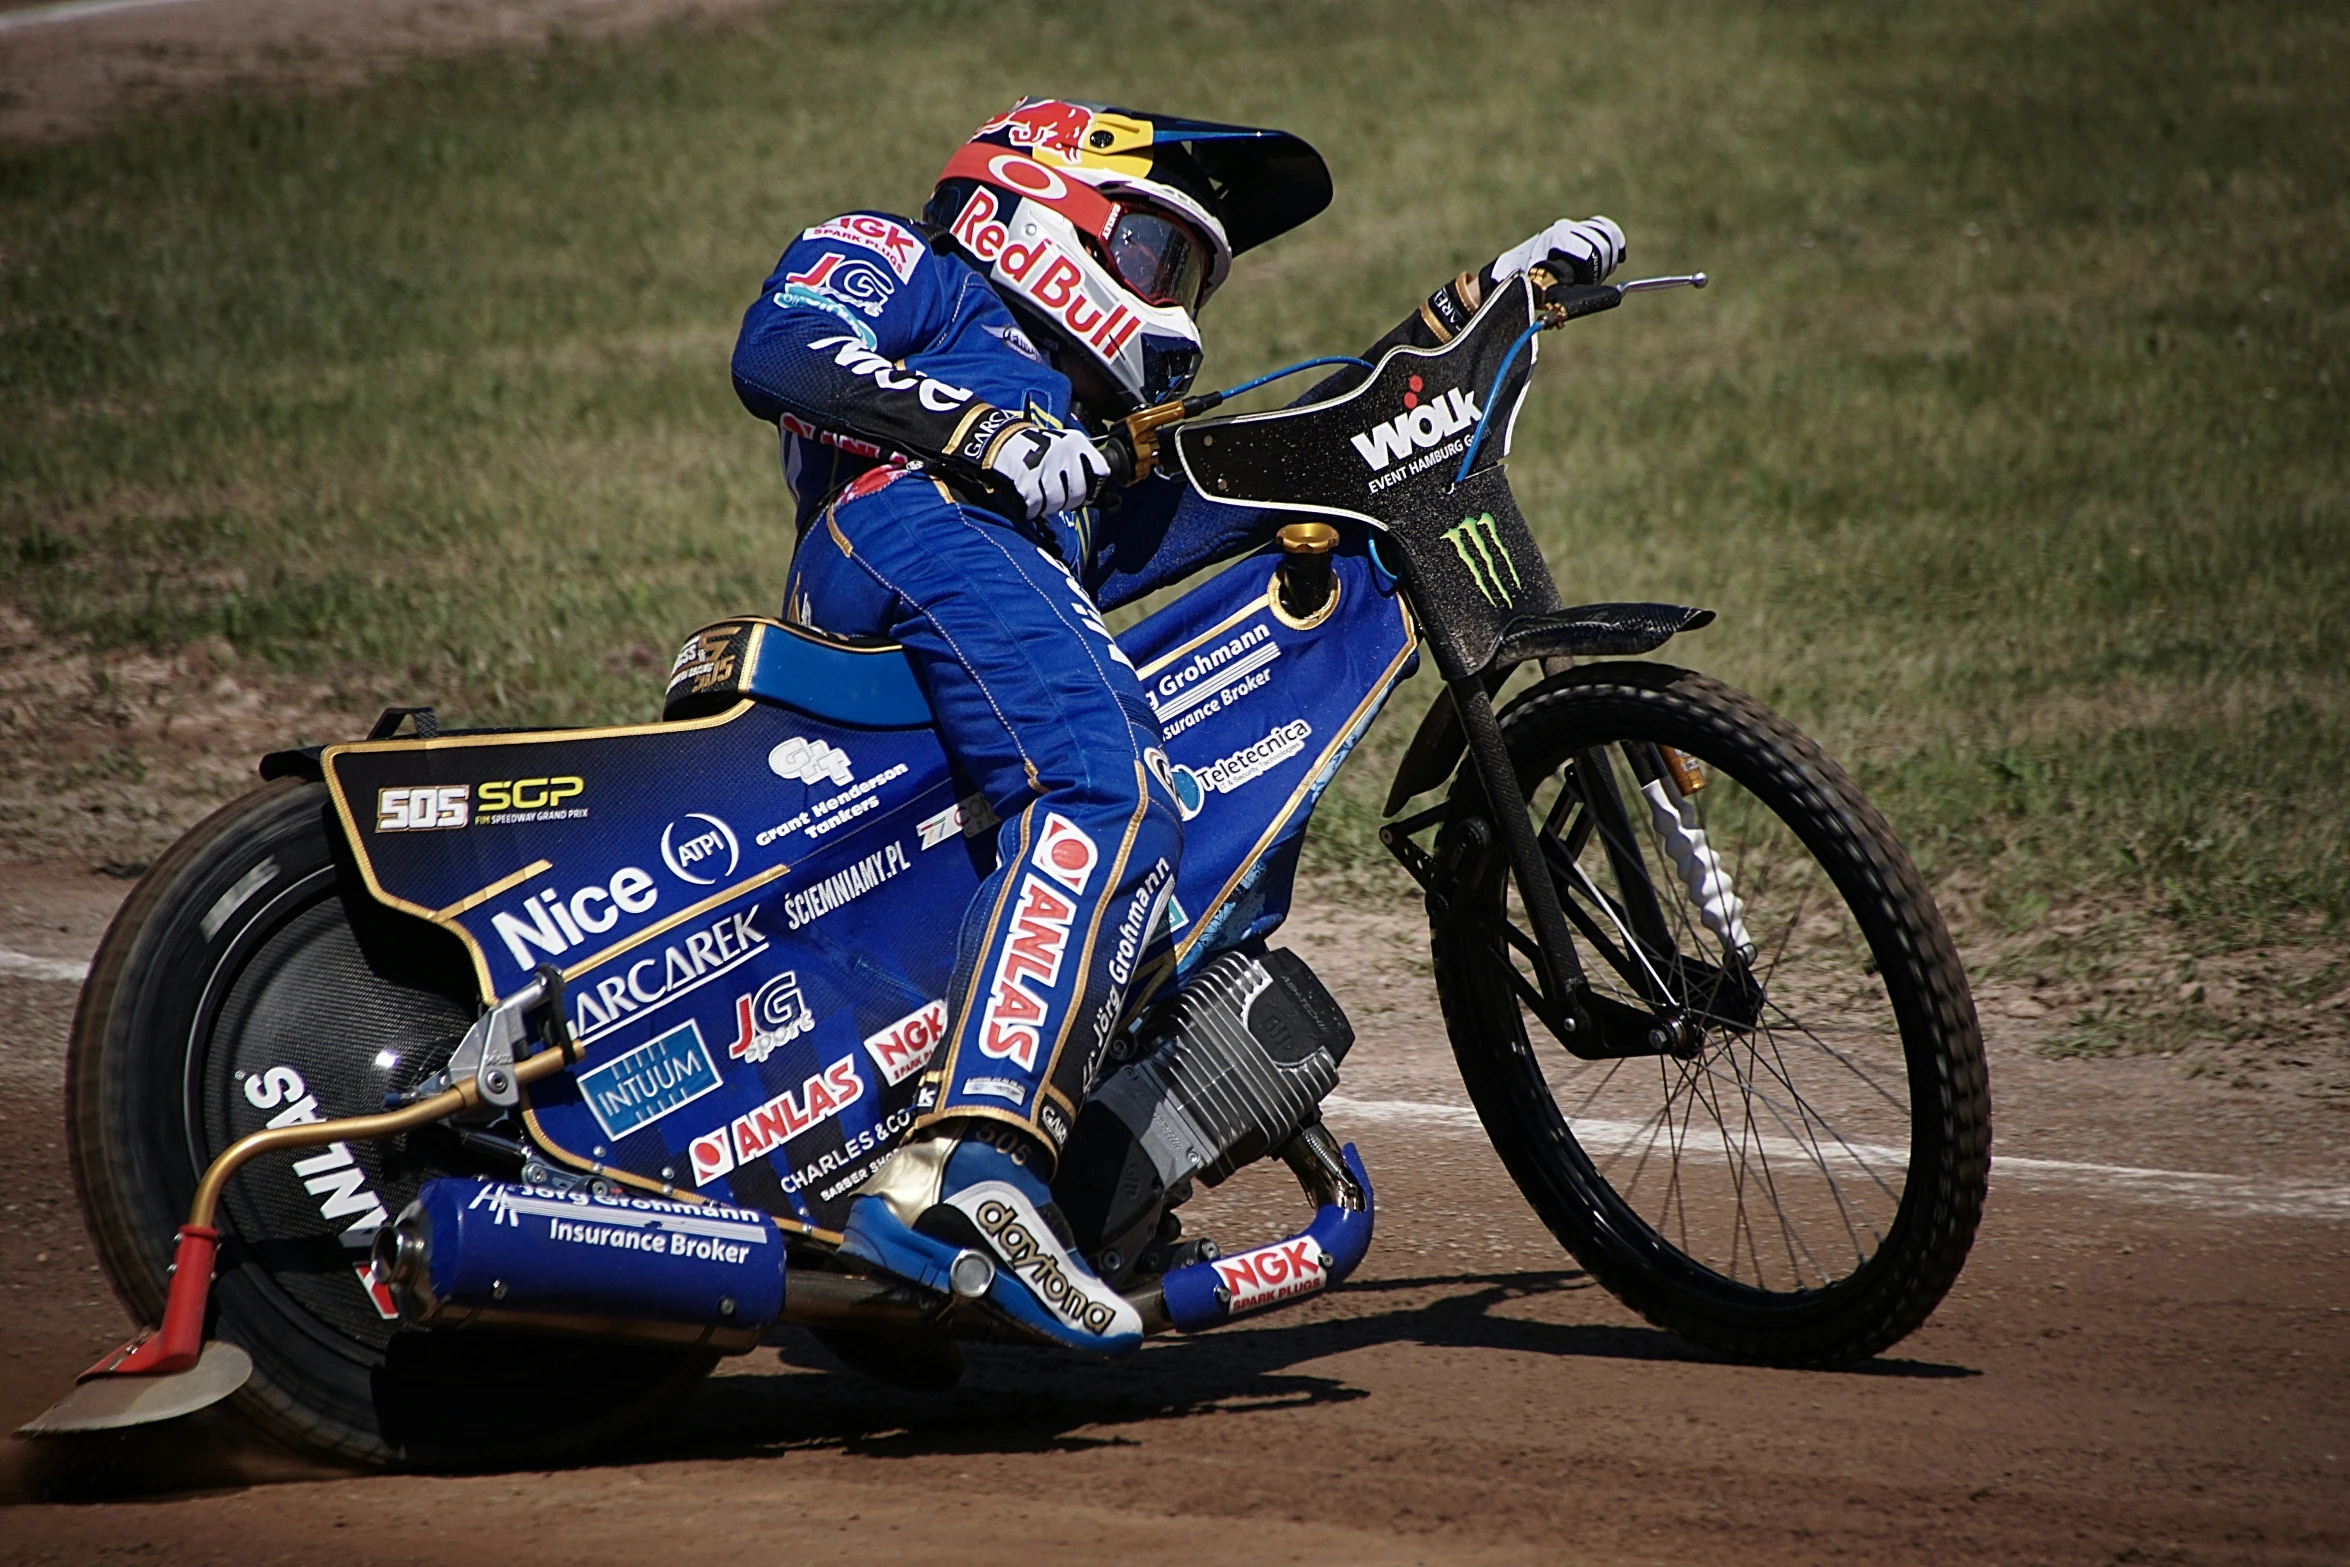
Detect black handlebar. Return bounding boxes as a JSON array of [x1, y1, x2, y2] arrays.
[[1540, 280, 1625, 321]]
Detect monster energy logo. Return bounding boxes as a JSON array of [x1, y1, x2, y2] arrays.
[[1444, 512, 1522, 606]]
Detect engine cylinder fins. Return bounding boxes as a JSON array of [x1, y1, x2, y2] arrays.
[[1055, 948, 1354, 1269]]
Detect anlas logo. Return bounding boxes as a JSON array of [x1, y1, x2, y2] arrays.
[[1349, 375, 1483, 473], [688, 1056, 866, 1186]]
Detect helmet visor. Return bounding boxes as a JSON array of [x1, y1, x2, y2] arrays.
[[1103, 207, 1210, 315]]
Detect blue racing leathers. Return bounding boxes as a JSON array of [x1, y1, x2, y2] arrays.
[[731, 211, 1267, 1165]]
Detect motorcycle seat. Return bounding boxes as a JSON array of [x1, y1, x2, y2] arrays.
[[660, 616, 932, 730]]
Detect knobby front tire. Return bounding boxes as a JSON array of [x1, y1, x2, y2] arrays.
[[1428, 664, 1990, 1365]]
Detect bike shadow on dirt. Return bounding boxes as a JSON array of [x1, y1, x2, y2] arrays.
[[643, 1265, 1979, 1463], [0, 1267, 1977, 1500]]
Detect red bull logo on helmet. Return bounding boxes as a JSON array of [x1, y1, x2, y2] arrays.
[[983, 99, 1096, 164]]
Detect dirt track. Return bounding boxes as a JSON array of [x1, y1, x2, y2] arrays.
[[3, 864, 2347, 1565], [3, 2, 2348, 1560]]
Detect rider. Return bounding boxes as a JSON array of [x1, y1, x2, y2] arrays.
[[731, 98, 1625, 1356]]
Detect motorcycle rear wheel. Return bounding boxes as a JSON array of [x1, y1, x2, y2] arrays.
[[1428, 664, 1989, 1365], [68, 779, 717, 1467]]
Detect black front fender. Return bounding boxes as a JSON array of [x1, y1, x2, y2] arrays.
[[1382, 646, 1701, 815]]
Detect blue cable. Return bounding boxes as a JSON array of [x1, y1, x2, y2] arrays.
[[1452, 322, 1548, 485], [1210, 355, 1374, 403]]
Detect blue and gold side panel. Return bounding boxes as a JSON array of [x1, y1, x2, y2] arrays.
[[324, 703, 988, 1236], [1118, 533, 1419, 974]]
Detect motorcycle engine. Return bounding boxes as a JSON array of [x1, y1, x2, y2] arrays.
[[1054, 948, 1353, 1278]]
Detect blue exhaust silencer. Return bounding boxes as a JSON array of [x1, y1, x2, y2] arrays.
[[379, 1179, 785, 1348]]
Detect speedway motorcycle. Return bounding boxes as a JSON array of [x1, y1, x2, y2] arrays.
[[26, 270, 1990, 1464]]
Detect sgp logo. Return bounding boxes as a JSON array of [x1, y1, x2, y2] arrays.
[[661, 813, 741, 886], [477, 777, 585, 814]]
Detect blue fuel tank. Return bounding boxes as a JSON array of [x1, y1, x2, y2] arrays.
[[377, 1178, 786, 1349]]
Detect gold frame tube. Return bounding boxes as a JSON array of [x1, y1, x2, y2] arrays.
[[186, 1044, 574, 1229]]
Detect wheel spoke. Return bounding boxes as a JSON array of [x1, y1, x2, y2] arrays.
[[1447, 682, 1984, 1362]]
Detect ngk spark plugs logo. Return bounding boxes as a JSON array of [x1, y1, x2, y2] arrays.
[[687, 1056, 867, 1185], [1213, 1237, 1328, 1314], [863, 998, 947, 1086], [801, 214, 923, 282], [1350, 374, 1484, 494]]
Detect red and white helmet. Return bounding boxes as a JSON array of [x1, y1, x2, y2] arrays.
[[926, 98, 1330, 412]]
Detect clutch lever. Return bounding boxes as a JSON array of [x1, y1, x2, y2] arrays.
[[1534, 269, 1709, 327], [1618, 272, 1710, 294]]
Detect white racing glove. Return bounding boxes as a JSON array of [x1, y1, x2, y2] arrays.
[[1491, 215, 1628, 287], [986, 424, 1109, 519]]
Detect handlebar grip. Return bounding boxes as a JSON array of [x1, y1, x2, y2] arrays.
[[1541, 281, 1624, 321], [1093, 427, 1136, 499]]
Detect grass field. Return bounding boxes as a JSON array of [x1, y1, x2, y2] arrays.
[[4, 0, 2346, 1018]]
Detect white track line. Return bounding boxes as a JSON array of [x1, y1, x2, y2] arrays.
[[1325, 1094, 2350, 1221], [0, 947, 90, 983], [0, 0, 215, 32]]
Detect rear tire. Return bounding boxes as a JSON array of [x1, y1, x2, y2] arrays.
[[1428, 665, 1989, 1365], [68, 780, 717, 1467]]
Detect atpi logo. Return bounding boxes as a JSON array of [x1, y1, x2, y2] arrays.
[[661, 813, 740, 886], [1349, 374, 1483, 472], [1444, 512, 1522, 607]]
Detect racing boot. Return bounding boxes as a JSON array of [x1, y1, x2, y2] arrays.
[[839, 1121, 1143, 1358]]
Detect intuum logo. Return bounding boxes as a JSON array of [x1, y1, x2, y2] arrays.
[[1445, 512, 1522, 607], [1349, 374, 1483, 472], [661, 813, 740, 886]]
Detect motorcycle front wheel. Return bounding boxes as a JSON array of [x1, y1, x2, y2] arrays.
[[1428, 663, 1989, 1365], [68, 779, 718, 1467]]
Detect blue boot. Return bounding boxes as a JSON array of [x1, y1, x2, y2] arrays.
[[840, 1127, 1143, 1358]]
